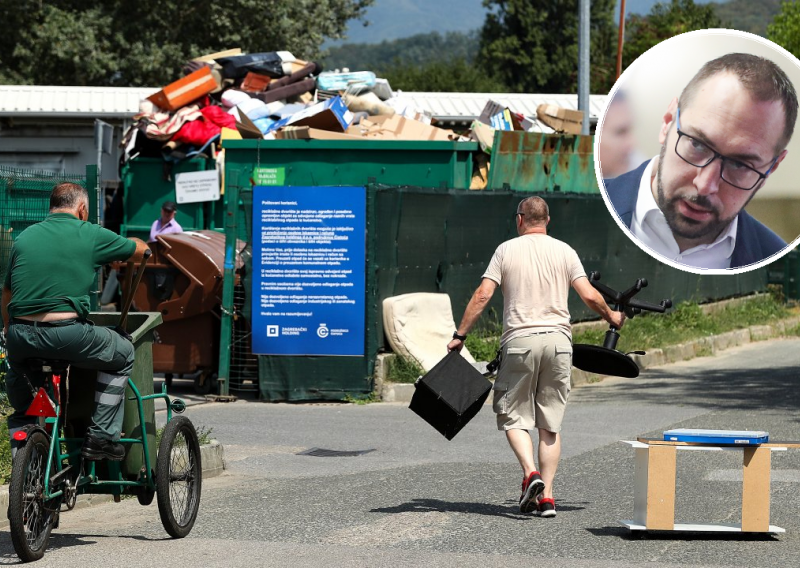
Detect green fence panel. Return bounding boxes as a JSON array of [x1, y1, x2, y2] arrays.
[[223, 139, 478, 190], [120, 157, 216, 242], [487, 131, 598, 193], [0, 164, 97, 285]]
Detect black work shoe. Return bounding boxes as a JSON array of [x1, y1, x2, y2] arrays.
[[81, 435, 125, 461]]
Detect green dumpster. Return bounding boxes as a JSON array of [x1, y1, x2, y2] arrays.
[[66, 311, 163, 480], [486, 131, 597, 193], [121, 157, 216, 241], [223, 139, 478, 194]]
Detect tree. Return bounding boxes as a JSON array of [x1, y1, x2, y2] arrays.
[[382, 58, 506, 93], [623, 0, 725, 70], [477, 0, 618, 94], [0, 0, 373, 87], [767, 0, 800, 59]]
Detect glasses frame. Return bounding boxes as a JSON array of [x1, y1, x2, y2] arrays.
[[674, 107, 778, 191]]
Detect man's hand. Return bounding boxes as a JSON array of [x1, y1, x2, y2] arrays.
[[126, 238, 151, 263], [447, 338, 464, 352], [608, 310, 626, 330]]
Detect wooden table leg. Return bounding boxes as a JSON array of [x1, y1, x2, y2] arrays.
[[742, 446, 771, 532], [644, 445, 676, 530]]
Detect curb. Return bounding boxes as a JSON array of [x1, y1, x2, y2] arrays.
[[377, 316, 800, 403], [0, 440, 225, 530]]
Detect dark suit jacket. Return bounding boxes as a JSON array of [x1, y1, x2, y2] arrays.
[[604, 161, 786, 269]]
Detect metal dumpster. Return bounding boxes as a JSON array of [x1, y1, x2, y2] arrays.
[[65, 311, 162, 481], [127, 230, 245, 393]]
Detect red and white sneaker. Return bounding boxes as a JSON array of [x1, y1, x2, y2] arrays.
[[519, 471, 545, 513], [535, 496, 556, 518]]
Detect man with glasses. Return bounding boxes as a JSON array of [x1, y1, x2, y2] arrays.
[[603, 53, 798, 269], [447, 196, 625, 518]]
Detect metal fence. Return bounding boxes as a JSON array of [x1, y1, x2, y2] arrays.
[[0, 164, 98, 298]]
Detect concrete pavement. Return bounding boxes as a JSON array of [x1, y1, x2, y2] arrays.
[[5, 338, 800, 566]]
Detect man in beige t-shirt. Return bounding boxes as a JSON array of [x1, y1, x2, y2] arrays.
[[447, 196, 625, 518]]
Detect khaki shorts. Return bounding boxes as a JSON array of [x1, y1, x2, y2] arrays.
[[493, 332, 572, 432]]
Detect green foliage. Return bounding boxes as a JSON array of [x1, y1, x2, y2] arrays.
[[0, 0, 374, 86], [0, 414, 10, 485], [323, 31, 481, 73], [573, 295, 790, 353], [464, 314, 503, 362], [343, 392, 380, 404], [713, 0, 781, 37], [768, 0, 800, 59], [156, 422, 214, 448], [478, 0, 618, 94], [386, 354, 424, 384], [382, 57, 506, 92], [623, 0, 725, 69]]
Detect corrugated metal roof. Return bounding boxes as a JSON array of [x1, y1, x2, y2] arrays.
[[0, 86, 607, 130], [396, 92, 608, 130], [0, 85, 158, 118]]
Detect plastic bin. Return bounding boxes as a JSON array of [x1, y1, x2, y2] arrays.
[[120, 157, 216, 242], [66, 311, 163, 479], [127, 231, 244, 393]]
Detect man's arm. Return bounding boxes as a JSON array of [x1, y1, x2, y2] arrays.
[[2, 285, 10, 334], [572, 276, 625, 329], [447, 278, 498, 352], [125, 238, 150, 263]]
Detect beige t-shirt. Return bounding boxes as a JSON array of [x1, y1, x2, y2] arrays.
[[482, 233, 586, 345]]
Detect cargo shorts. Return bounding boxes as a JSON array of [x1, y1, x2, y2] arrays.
[[493, 331, 572, 433]]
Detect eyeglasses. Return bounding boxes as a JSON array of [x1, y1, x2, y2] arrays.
[[674, 107, 778, 191]]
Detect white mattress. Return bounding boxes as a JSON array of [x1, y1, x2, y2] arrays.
[[382, 293, 476, 372]]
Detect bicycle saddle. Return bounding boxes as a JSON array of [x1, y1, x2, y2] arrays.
[[23, 358, 70, 374]]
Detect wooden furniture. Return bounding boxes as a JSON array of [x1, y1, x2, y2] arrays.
[[620, 438, 800, 533]]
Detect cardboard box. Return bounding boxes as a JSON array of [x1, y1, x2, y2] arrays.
[[276, 126, 366, 141], [536, 104, 584, 135], [147, 67, 217, 111], [470, 120, 495, 153], [235, 113, 264, 139], [193, 48, 242, 63], [479, 100, 524, 131], [349, 115, 457, 141], [266, 96, 354, 135]]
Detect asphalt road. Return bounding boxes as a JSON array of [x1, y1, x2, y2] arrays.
[[5, 338, 800, 567]]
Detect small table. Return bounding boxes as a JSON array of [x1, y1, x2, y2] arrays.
[[620, 438, 800, 533]]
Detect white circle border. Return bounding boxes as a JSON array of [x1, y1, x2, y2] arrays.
[[594, 28, 800, 276]]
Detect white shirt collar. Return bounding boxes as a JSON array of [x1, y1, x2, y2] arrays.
[[630, 157, 737, 270]]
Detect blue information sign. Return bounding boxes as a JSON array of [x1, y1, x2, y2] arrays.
[[251, 186, 366, 356]]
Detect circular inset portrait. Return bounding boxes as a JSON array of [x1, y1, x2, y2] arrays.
[[595, 29, 800, 274]]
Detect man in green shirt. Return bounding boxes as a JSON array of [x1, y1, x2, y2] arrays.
[[2, 182, 149, 460]]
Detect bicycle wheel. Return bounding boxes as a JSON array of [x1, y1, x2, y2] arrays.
[[155, 415, 202, 538], [8, 430, 59, 562]]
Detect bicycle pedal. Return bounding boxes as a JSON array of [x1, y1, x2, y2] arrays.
[[49, 465, 73, 486]]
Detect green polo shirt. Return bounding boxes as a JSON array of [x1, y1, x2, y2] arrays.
[[4, 213, 136, 318]]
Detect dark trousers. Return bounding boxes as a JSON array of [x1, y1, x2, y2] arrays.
[[6, 319, 134, 448]]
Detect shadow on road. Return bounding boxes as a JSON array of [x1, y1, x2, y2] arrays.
[[577, 356, 800, 417], [0, 531, 173, 565], [371, 498, 587, 519], [587, 526, 780, 542]]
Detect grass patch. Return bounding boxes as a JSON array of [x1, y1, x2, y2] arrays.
[[343, 392, 380, 405], [464, 309, 502, 362], [386, 354, 424, 384], [572, 294, 792, 353], [156, 423, 214, 448]]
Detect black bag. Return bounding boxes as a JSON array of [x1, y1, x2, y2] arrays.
[[409, 351, 492, 441], [216, 53, 285, 80]]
